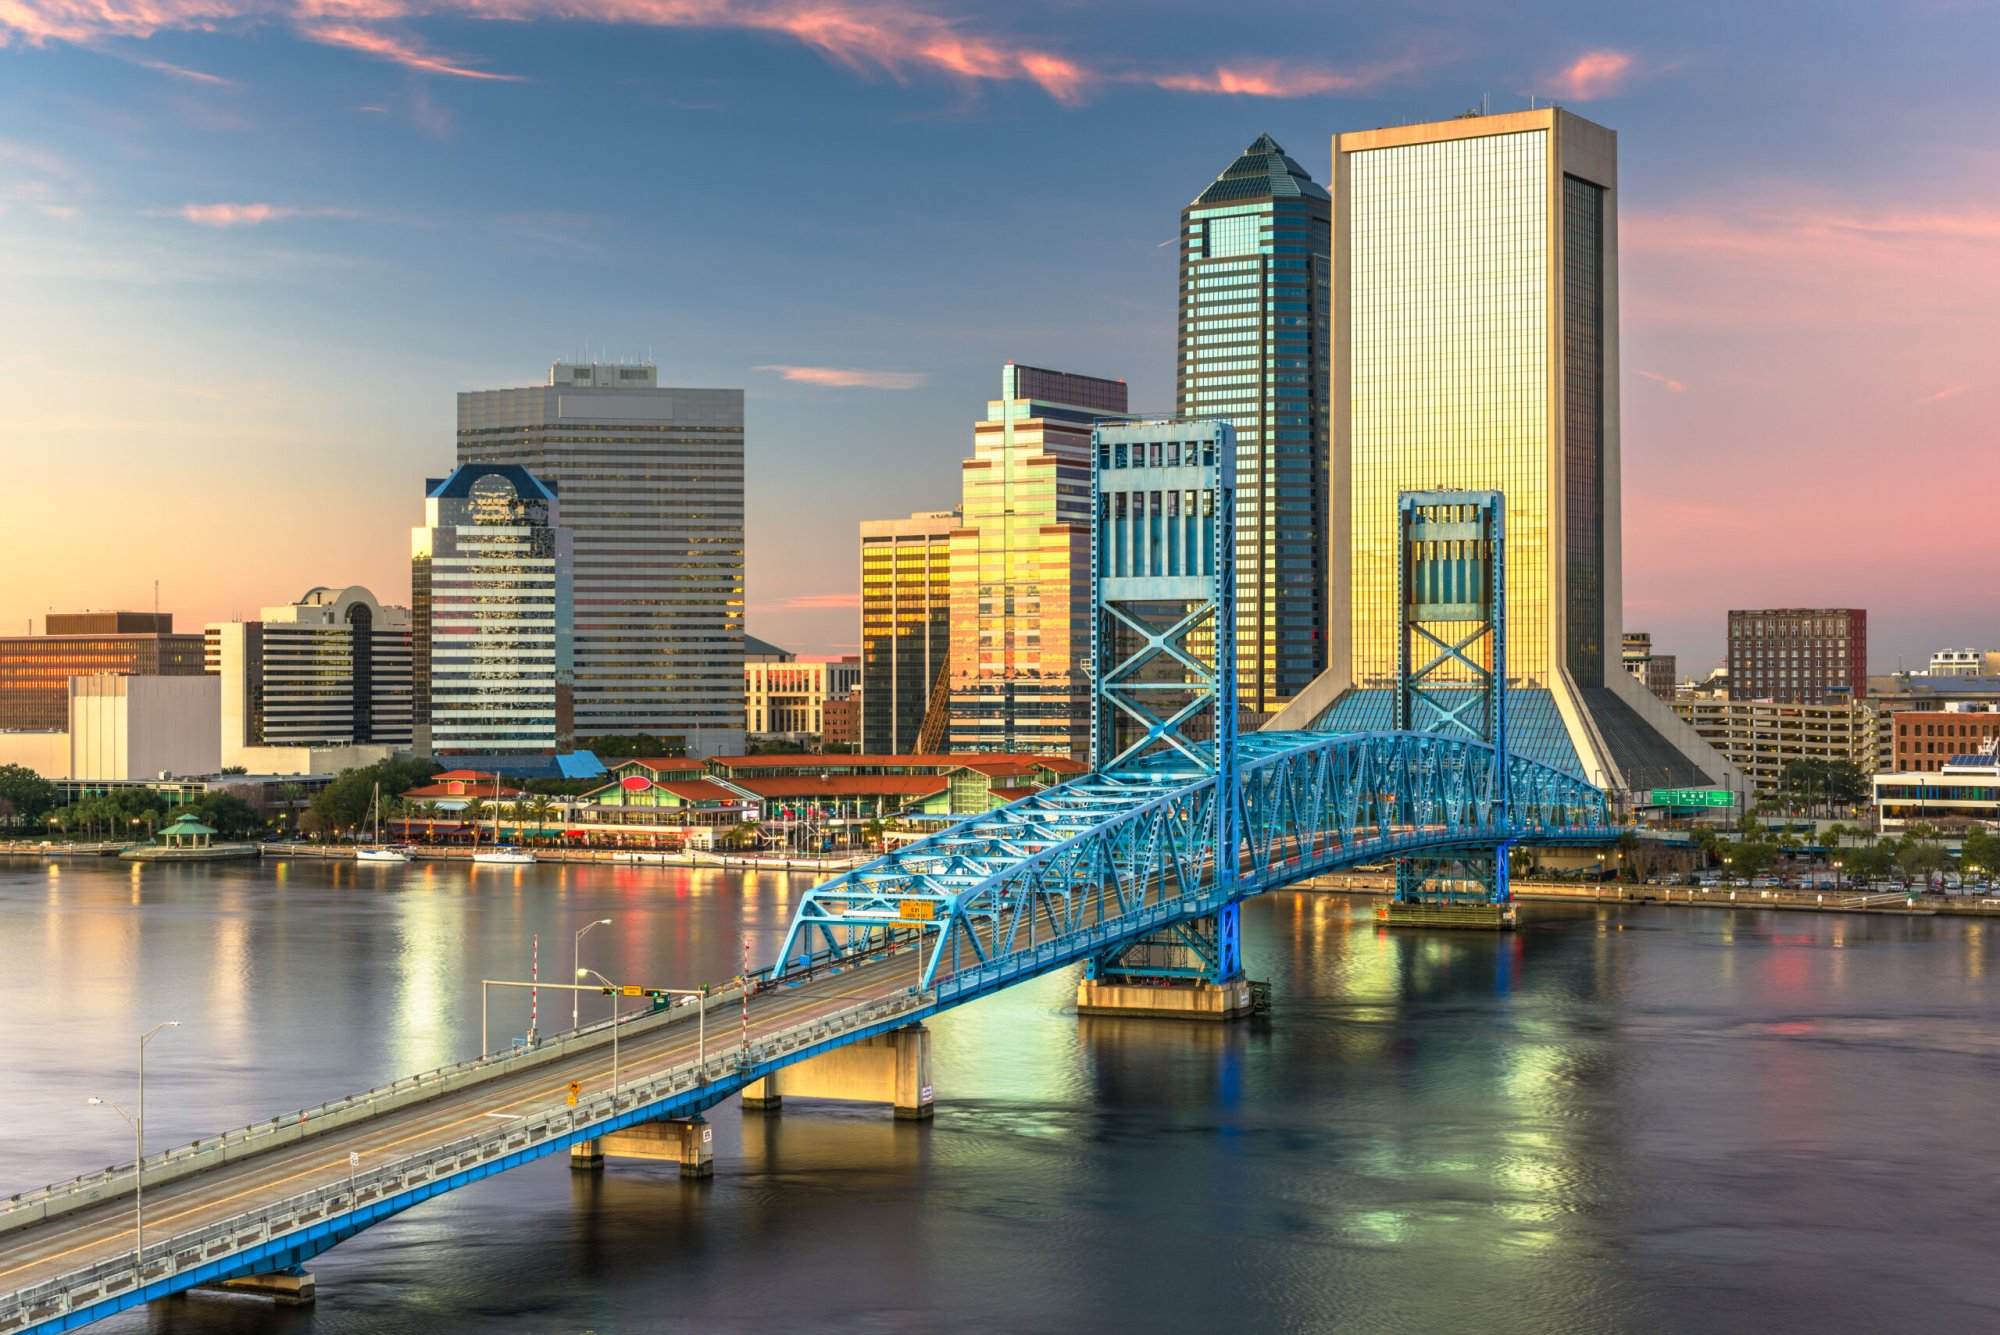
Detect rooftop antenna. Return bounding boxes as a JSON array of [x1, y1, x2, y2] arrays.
[[1482, 91, 1490, 115]]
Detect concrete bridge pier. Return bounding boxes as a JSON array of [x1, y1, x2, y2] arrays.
[[570, 1117, 715, 1177], [200, 1265, 316, 1305], [1075, 906, 1261, 1021], [739, 1025, 934, 1120]]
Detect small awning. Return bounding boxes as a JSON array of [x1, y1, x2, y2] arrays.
[[160, 817, 217, 837]]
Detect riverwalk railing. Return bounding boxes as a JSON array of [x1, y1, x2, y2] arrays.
[[0, 987, 924, 1335], [0, 984, 740, 1236]]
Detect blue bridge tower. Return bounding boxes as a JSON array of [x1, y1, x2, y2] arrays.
[[1075, 419, 1257, 1018]]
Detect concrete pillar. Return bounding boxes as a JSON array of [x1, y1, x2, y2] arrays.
[[206, 1267, 316, 1305], [597, 1118, 714, 1179], [892, 1024, 933, 1121], [742, 1025, 934, 1118], [741, 1073, 782, 1113], [1075, 976, 1254, 1021], [569, 1137, 604, 1172]]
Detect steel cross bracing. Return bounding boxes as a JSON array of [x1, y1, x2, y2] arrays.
[[771, 727, 1611, 1006]]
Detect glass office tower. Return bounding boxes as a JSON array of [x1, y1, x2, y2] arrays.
[[412, 464, 574, 756], [1178, 135, 1330, 719], [949, 363, 1128, 759], [1277, 109, 1738, 801], [859, 509, 957, 754], [458, 364, 744, 757]]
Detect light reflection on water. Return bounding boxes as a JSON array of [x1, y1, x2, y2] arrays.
[[2, 857, 1998, 1333]]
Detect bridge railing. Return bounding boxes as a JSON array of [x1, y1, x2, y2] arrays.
[[0, 983, 744, 1238], [0, 985, 926, 1333]]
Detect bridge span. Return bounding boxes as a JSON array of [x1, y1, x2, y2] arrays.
[[0, 725, 1607, 1333], [0, 445, 1615, 1331]]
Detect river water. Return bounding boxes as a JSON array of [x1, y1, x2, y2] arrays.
[[3, 855, 1997, 1334]]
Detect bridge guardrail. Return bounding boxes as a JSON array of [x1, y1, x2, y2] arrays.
[[0, 983, 745, 1238], [0, 986, 925, 1333]]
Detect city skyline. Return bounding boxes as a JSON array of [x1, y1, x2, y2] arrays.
[[2, 2, 1996, 670]]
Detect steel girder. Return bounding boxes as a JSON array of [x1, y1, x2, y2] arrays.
[[769, 730, 1609, 1003]]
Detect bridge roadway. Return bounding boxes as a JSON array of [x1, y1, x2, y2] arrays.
[[2, 760, 1605, 1332], [0, 945, 925, 1303]]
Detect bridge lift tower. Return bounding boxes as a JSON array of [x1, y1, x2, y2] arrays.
[[1075, 418, 1259, 1019], [1382, 489, 1517, 929]]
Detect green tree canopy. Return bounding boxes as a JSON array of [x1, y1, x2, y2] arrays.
[[0, 765, 57, 829], [1959, 827, 2000, 879]]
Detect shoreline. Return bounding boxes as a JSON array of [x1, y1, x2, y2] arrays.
[[1300, 874, 2000, 919]]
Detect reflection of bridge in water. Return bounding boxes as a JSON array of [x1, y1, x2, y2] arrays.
[[0, 424, 1611, 1333]]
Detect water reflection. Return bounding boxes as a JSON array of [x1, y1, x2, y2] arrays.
[[0, 865, 1995, 1333]]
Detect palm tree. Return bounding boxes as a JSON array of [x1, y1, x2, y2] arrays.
[[527, 797, 554, 847], [463, 797, 487, 846]]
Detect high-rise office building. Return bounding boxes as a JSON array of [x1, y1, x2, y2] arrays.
[[1727, 608, 1867, 703], [457, 363, 744, 756], [412, 464, 574, 756], [1621, 631, 1677, 702], [1178, 135, 1330, 717], [859, 509, 957, 754], [0, 613, 203, 731], [1275, 108, 1739, 799], [950, 364, 1128, 760], [205, 586, 414, 772]]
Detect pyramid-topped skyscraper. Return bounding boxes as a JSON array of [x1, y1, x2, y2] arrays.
[[1178, 134, 1331, 720]]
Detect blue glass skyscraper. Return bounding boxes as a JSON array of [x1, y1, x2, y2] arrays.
[[1177, 135, 1330, 719]]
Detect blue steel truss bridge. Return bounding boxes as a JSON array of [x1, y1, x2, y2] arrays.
[[0, 426, 1610, 1333]]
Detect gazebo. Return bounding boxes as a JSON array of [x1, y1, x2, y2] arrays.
[[158, 816, 218, 849]]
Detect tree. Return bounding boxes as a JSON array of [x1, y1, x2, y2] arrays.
[[1729, 840, 1780, 879], [1844, 842, 1895, 883], [1824, 761, 1869, 808], [190, 792, 262, 839], [0, 764, 57, 830], [1960, 827, 2000, 881], [305, 756, 441, 838], [1897, 836, 1949, 888], [1614, 829, 1641, 881]]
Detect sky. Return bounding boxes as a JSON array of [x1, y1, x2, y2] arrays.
[[0, 0, 1995, 674]]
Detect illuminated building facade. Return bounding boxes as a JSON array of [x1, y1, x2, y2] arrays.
[[205, 586, 413, 772], [1178, 134, 1330, 717], [859, 509, 957, 755], [1276, 108, 1737, 799], [0, 613, 202, 731], [950, 363, 1129, 760], [412, 464, 574, 756]]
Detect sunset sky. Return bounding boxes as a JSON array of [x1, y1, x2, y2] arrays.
[[2, 0, 1994, 672]]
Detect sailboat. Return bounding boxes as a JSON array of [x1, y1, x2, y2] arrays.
[[472, 770, 534, 865], [356, 781, 411, 863]]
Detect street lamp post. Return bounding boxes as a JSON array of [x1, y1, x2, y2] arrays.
[[577, 968, 620, 1096], [572, 918, 612, 1031], [88, 1020, 180, 1271]]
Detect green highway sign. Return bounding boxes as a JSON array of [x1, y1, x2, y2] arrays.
[[1649, 787, 1734, 809]]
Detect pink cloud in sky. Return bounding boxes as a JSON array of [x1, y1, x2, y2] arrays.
[[298, 21, 525, 78], [0, 0, 1419, 102], [1635, 369, 1685, 393], [756, 364, 925, 390], [1146, 61, 1374, 97], [1546, 49, 1634, 101], [125, 54, 234, 83], [176, 202, 297, 225]]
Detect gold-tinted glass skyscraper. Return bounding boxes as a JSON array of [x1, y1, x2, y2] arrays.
[[858, 509, 956, 754], [949, 363, 1128, 759], [1277, 109, 1739, 800]]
